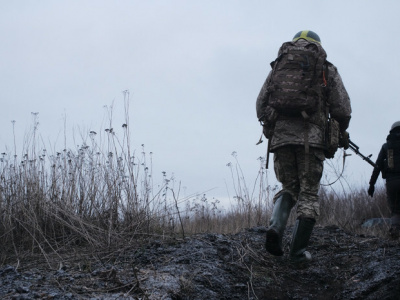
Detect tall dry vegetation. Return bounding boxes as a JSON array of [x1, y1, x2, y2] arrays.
[[0, 94, 389, 266]]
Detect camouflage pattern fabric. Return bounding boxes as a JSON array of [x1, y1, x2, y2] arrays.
[[267, 41, 327, 116], [256, 39, 352, 220], [256, 40, 352, 152], [273, 146, 324, 219]]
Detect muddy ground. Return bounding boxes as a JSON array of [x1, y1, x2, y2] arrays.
[[1, 225, 399, 300]]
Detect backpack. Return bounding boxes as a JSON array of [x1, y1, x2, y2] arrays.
[[267, 41, 327, 116], [384, 132, 400, 176]]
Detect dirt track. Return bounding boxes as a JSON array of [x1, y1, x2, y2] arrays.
[[1, 225, 399, 299]]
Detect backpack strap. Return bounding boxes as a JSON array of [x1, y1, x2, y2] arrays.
[[301, 111, 310, 172]]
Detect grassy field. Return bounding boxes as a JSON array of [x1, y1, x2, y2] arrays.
[[0, 112, 389, 266]]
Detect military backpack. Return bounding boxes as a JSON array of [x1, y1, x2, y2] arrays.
[[267, 41, 327, 116], [384, 132, 400, 177]]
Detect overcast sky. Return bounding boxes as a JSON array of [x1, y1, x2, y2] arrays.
[[1, 1, 399, 206]]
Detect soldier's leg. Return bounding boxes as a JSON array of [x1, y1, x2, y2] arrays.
[[265, 147, 299, 256], [296, 148, 324, 219], [273, 147, 301, 200], [289, 147, 324, 265], [386, 178, 400, 238]]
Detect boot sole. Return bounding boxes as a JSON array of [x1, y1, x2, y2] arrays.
[[265, 229, 283, 256]]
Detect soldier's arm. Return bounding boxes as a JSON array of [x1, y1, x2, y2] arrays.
[[369, 144, 386, 185], [326, 63, 352, 132], [256, 71, 272, 122]]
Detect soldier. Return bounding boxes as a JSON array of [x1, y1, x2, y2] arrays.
[[368, 121, 400, 238], [256, 30, 352, 265]]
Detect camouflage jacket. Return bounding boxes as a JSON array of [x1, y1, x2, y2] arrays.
[[256, 40, 352, 152]]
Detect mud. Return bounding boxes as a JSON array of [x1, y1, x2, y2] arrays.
[[1, 225, 399, 299]]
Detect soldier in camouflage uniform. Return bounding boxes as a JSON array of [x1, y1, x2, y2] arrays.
[[256, 31, 352, 265]]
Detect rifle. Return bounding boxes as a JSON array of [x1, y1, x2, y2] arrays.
[[348, 139, 378, 168]]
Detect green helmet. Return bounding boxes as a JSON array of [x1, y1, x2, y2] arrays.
[[293, 30, 321, 44], [390, 121, 400, 131]]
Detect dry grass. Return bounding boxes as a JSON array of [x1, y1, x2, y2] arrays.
[[0, 98, 391, 266]]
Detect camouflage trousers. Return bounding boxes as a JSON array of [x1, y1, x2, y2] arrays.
[[273, 146, 325, 219]]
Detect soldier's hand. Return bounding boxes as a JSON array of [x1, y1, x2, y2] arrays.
[[339, 131, 350, 150], [368, 185, 375, 197]]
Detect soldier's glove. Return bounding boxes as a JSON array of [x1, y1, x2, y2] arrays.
[[339, 131, 350, 150], [368, 184, 375, 197]]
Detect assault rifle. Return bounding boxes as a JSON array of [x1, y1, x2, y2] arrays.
[[348, 139, 378, 168]]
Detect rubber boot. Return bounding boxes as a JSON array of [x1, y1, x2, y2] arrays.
[[265, 192, 295, 256], [289, 217, 316, 266]]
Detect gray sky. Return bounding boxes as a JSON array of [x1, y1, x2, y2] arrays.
[[1, 1, 399, 206]]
